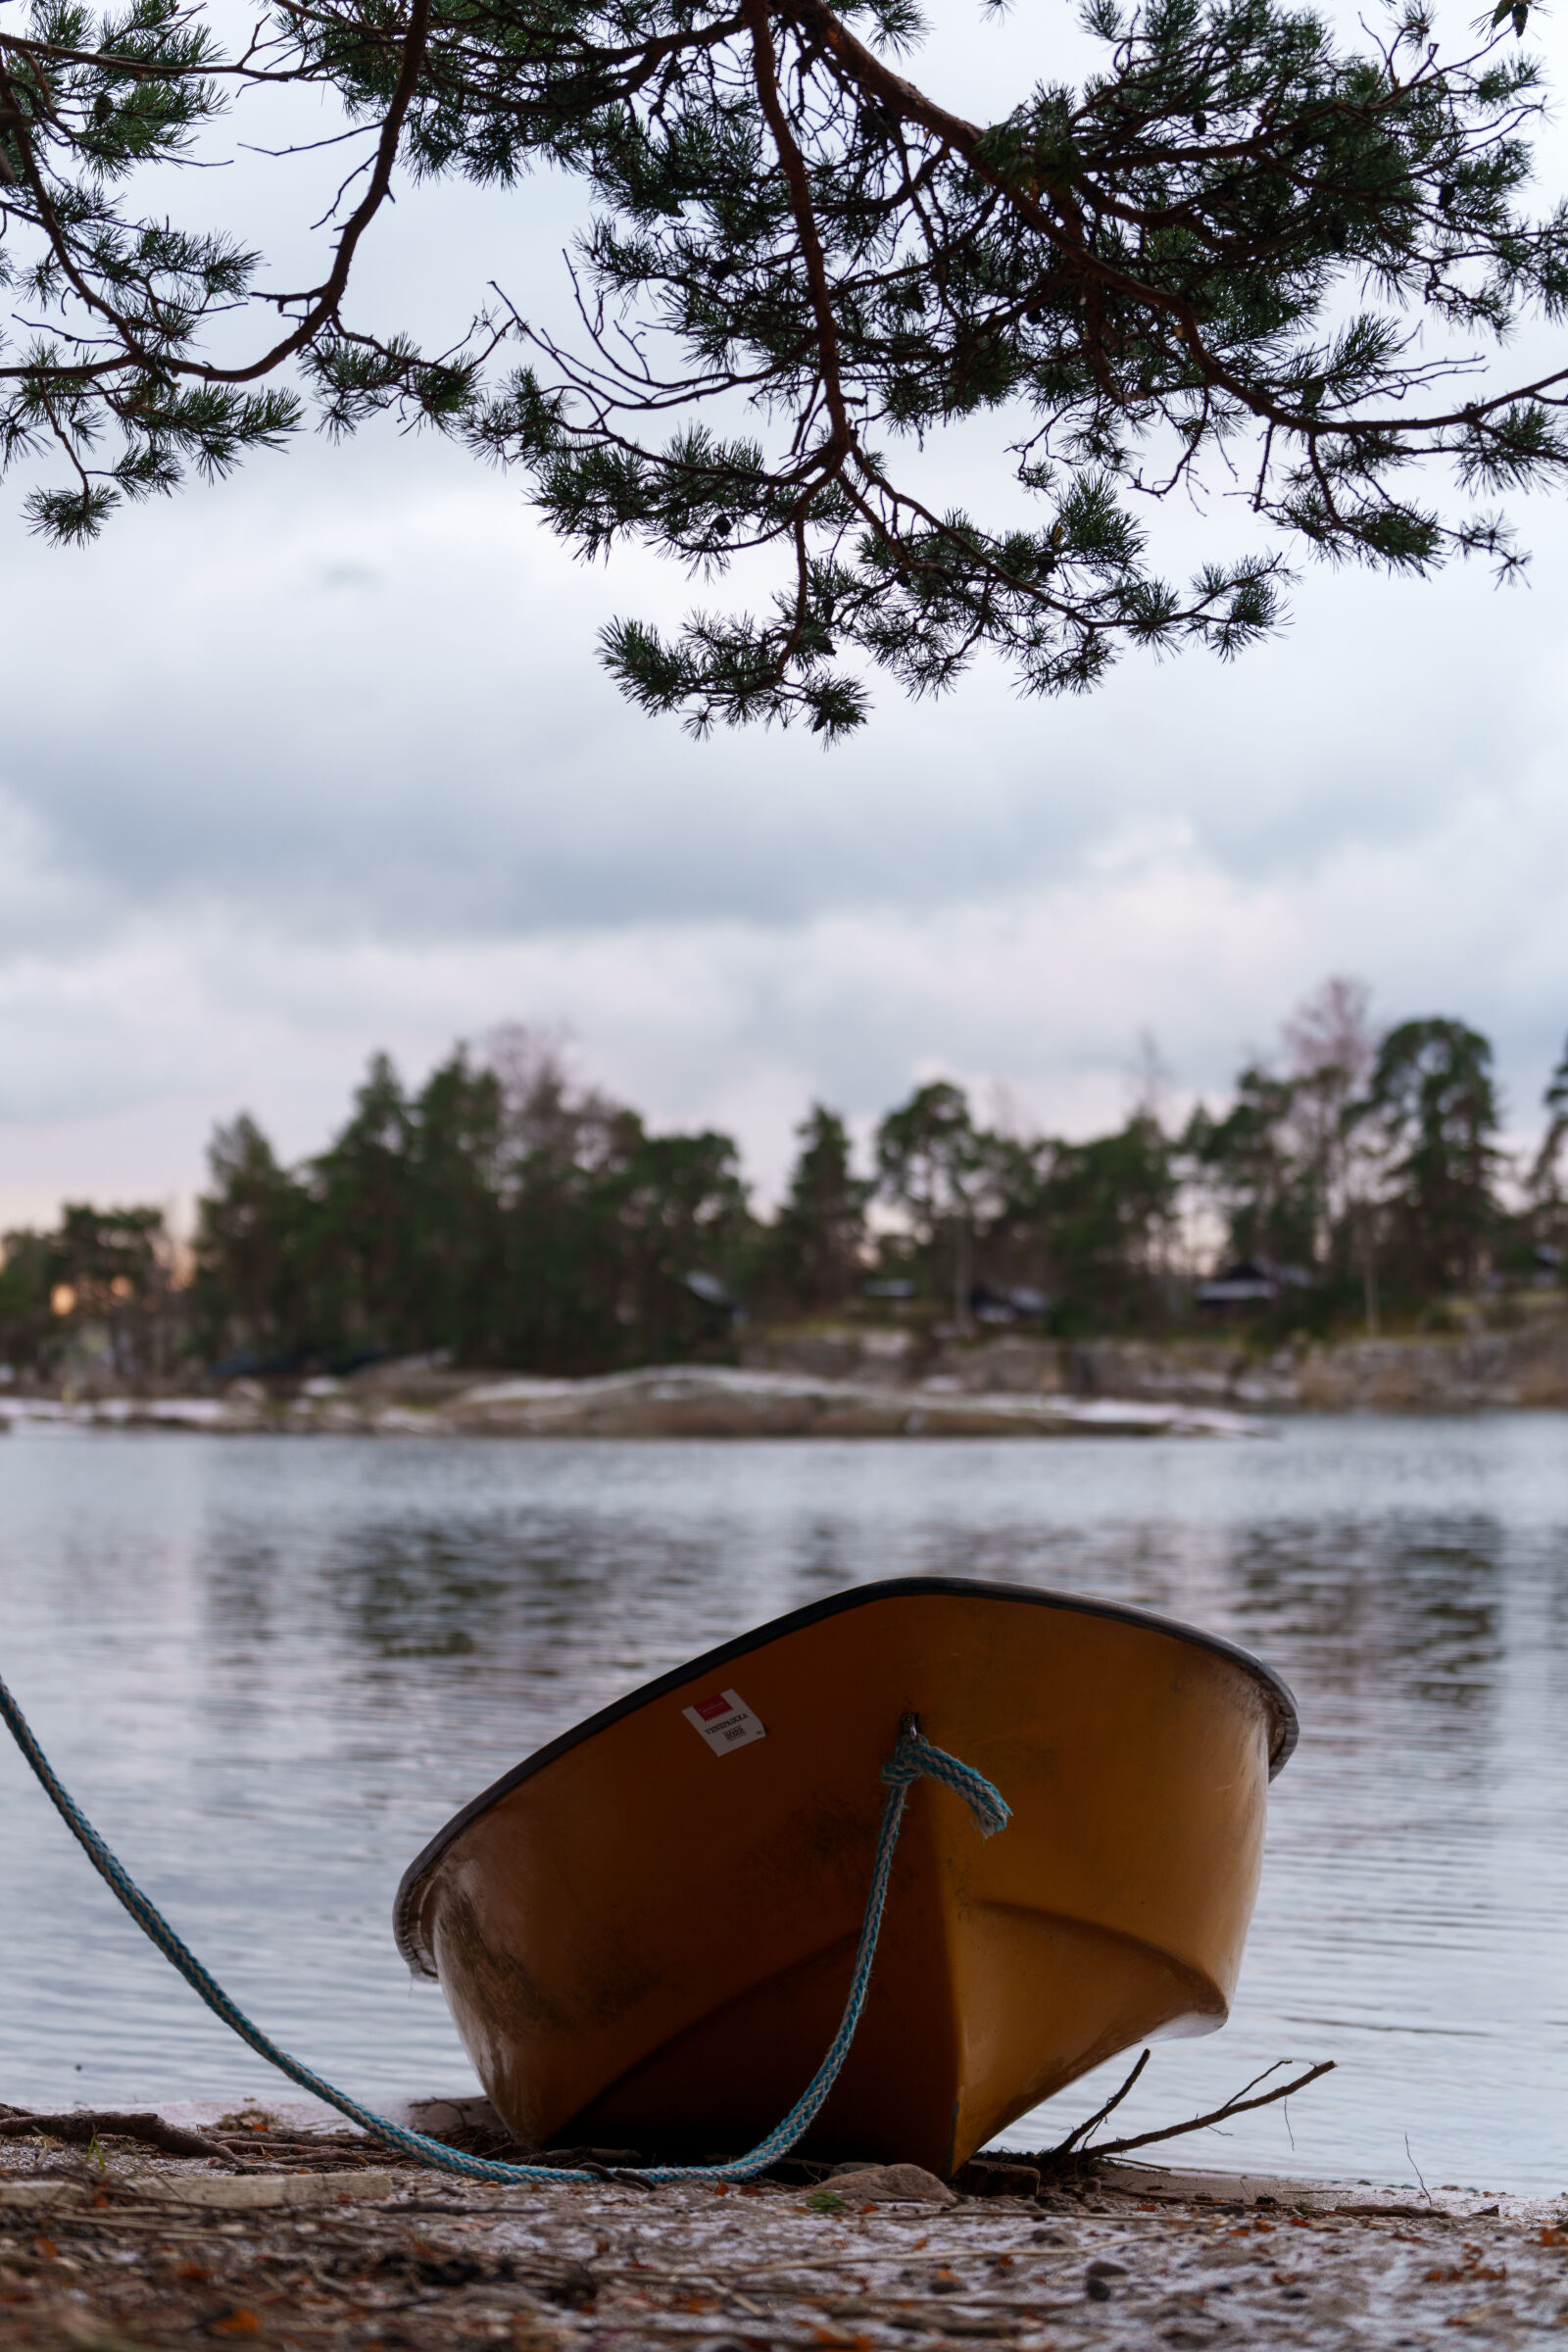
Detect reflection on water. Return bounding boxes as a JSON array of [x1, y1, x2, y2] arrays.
[[2, 1420, 1565, 2189]]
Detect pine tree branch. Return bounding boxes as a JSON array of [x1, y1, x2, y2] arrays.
[[740, 0, 853, 465]]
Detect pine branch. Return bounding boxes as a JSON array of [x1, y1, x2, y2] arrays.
[[4, 0, 1568, 720]]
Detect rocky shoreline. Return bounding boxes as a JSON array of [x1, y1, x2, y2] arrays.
[[741, 1311, 1568, 1413], [0, 2096, 1557, 2350], [0, 1365, 1261, 1441], [5, 1307, 1568, 1436]]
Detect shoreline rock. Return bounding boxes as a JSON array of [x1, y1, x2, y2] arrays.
[[0, 1366, 1264, 1440], [6, 1306, 1568, 1435], [744, 1312, 1568, 1413]]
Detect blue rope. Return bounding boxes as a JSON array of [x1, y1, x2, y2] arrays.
[[0, 1673, 1009, 2186]]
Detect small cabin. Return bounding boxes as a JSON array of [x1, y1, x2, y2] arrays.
[[1195, 1257, 1314, 1311]]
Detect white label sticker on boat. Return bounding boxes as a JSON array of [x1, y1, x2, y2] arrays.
[[683, 1688, 766, 1754]]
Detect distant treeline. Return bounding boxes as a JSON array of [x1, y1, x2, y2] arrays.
[[4, 986, 1568, 1386]]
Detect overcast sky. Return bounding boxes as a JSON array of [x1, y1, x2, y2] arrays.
[[3, 0, 1568, 1223]]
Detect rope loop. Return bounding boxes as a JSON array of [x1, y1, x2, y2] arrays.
[[0, 1667, 1008, 2188], [880, 1720, 1013, 1838]]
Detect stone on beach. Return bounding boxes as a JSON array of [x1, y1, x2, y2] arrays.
[[824, 2161, 956, 2205]]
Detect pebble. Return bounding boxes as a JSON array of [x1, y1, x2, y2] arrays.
[[826, 2162, 956, 2206]]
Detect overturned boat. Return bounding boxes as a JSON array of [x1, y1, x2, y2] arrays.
[[394, 1577, 1297, 2178]]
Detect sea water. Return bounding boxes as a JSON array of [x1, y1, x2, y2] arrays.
[[1, 1417, 1563, 2190]]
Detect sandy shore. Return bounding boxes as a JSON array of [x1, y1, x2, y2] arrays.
[[1, 2099, 1559, 2349]]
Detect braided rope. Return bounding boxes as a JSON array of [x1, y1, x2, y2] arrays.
[[0, 1673, 1008, 2186], [881, 1722, 1012, 1838]]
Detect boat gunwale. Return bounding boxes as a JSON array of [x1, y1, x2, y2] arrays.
[[393, 1576, 1298, 1976]]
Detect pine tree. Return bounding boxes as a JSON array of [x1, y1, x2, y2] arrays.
[[763, 1103, 869, 1312], [875, 1080, 985, 1323], [1530, 1037, 1568, 1199], [193, 1113, 313, 1366], [1035, 1114, 1175, 1332], [4, 0, 1568, 731], [1366, 1016, 1501, 1296], [1527, 1036, 1568, 1277], [1183, 1066, 1314, 1270]]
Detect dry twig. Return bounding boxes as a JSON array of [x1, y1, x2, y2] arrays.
[[1043, 2048, 1152, 2162], [1090, 2060, 1337, 2161]]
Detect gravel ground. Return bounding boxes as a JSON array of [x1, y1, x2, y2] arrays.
[[2, 2119, 1564, 2351]]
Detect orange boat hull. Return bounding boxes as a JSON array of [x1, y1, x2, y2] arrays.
[[395, 1579, 1296, 2177]]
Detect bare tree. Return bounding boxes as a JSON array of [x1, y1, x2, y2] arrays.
[[482, 1021, 630, 1185], [1282, 976, 1382, 1329]]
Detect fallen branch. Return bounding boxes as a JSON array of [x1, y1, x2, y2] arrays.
[[1090, 2059, 1337, 2161], [0, 2109, 252, 2166], [212, 2133, 391, 2169], [1043, 2048, 1151, 2162]]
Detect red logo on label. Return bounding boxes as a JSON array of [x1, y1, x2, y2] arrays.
[[694, 1693, 732, 1723]]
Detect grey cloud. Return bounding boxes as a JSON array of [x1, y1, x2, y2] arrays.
[[4, 422, 1561, 957], [3, 6, 1568, 1197]]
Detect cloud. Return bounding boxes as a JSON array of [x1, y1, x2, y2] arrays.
[[5, 427, 1564, 938], [1, 751, 1563, 1222], [3, 0, 1568, 1219]]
